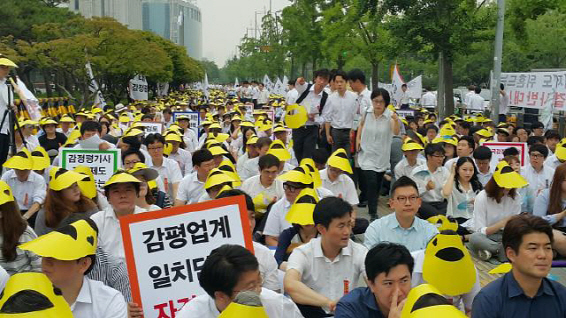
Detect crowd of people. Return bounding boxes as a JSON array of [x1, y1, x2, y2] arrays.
[[0, 54, 565, 318]]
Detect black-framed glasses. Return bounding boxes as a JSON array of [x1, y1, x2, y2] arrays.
[[394, 195, 419, 204]]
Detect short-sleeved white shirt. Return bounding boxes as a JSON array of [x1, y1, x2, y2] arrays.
[[151, 157, 182, 199], [241, 175, 285, 204], [168, 148, 193, 177], [394, 157, 426, 180], [253, 242, 280, 292], [319, 169, 359, 205], [177, 172, 206, 204], [286, 237, 368, 305], [358, 108, 393, 172], [70, 276, 127, 318], [1, 170, 46, 210]]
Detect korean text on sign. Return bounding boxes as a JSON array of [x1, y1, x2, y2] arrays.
[[60, 148, 121, 189]]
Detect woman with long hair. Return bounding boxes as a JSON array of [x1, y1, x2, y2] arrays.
[[34, 168, 98, 236], [0, 181, 41, 275], [442, 157, 483, 235], [467, 161, 526, 261], [533, 163, 566, 256], [128, 163, 161, 212]]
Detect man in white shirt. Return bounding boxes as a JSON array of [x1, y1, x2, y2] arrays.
[[322, 70, 358, 154], [240, 137, 272, 181], [257, 83, 270, 108], [284, 197, 368, 317], [0, 55, 17, 169], [176, 149, 215, 206], [498, 83, 509, 123], [444, 136, 476, 169], [176, 245, 302, 318], [1, 149, 46, 226], [421, 88, 437, 110], [144, 133, 182, 201], [91, 171, 144, 262], [467, 87, 485, 113], [241, 154, 284, 212], [320, 149, 358, 206], [473, 146, 494, 187], [395, 139, 425, 180], [411, 143, 450, 218], [464, 85, 475, 108], [521, 144, 555, 213], [251, 81, 260, 109], [162, 108, 174, 129], [286, 79, 299, 105], [20, 219, 127, 318]]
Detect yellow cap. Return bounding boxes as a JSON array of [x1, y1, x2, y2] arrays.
[[432, 136, 458, 147], [327, 148, 353, 174], [300, 159, 322, 188], [246, 135, 259, 145], [273, 125, 288, 133], [124, 128, 144, 137], [266, 139, 291, 161], [285, 188, 319, 225], [103, 171, 141, 188], [402, 139, 424, 152], [49, 168, 88, 191], [0, 273, 73, 318], [277, 166, 312, 185], [555, 140, 566, 161], [284, 104, 308, 129], [60, 115, 75, 123], [165, 133, 183, 143], [19, 220, 97, 260], [427, 215, 458, 232], [3, 148, 33, 170], [30, 147, 50, 170], [0, 56, 18, 68], [205, 169, 235, 190], [74, 166, 97, 199], [209, 145, 229, 156], [475, 129, 492, 138], [209, 132, 230, 143], [218, 302, 269, 318], [493, 161, 528, 189], [0, 181, 15, 205]]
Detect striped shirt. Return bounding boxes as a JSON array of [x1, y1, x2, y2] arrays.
[[88, 247, 132, 302], [0, 226, 42, 275]]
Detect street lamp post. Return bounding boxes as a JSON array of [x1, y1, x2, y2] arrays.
[[491, 0, 505, 124]]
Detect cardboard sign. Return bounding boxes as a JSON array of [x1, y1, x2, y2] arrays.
[[60, 148, 121, 188], [173, 111, 201, 137], [481, 142, 528, 167], [500, 71, 566, 110], [120, 196, 253, 318], [139, 122, 163, 136], [129, 74, 149, 100]]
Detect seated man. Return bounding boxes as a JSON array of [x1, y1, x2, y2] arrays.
[[335, 242, 413, 318], [473, 146, 494, 187], [240, 137, 272, 180], [241, 154, 285, 210], [472, 214, 566, 317], [444, 136, 475, 169], [20, 219, 127, 317], [175, 149, 215, 206], [176, 244, 302, 318], [364, 176, 438, 252], [284, 197, 368, 317]]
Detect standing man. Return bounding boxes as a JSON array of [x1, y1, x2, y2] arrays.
[[293, 69, 331, 163], [251, 81, 260, 109], [499, 83, 509, 123], [0, 54, 18, 169], [257, 83, 270, 108], [468, 87, 485, 114], [421, 88, 436, 111], [286, 79, 299, 105], [398, 84, 410, 110], [323, 70, 358, 154]]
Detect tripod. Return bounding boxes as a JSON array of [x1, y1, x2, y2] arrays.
[[3, 79, 27, 156]]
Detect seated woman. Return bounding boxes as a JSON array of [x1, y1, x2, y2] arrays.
[[533, 163, 566, 256], [128, 163, 162, 212]]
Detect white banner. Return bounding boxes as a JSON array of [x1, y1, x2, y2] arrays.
[[202, 73, 209, 98], [60, 148, 121, 189], [234, 77, 239, 87], [15, 77, 41, 120], [407, 75, 423, 99], [157, 82, 169, 97], [129, 75, 149, 101], [85, 62, 106, 107], [119, 196, 253, 318], [273, 78, 285, 95], [282, 75, 289, 92], [391, 64, 405, 106], [263, 74, 274, 92], [173, 111, 201, 137], [481, 142, 528, 167], [139, 122, 163, 137], [499, 71, 566, 110]]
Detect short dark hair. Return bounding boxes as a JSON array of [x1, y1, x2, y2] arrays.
[[347, 69, 366, 84], [544, 130, 561, 140], [80, 121, 101, 135], [459, 135, 476, 150], [312, 148, 329, 166], [458, 121, 471, 131], [162, 108, 172, 115], [288, 79, 296, 86], [199, 244, 259, 298], [503, 214, 553, 258], [529, 143, 549, 158], [313, 197, 352, 229], [473, 146, 492, 160], [332, 70, 348, 82], [391, 176, 419, 197], [141, 114, 154, 121], [401, 83, 407, 88], [144, 133, 166, 146], [365, 242, 414, 282], [121, 136, 142, 151], [424, 143, 445, 158], [527, 136, 545, 147], [474, 87, 482, 94], [258, 154, 280, 171], [122, 149, 145, 165], [192, 149, 214, 167], [502, 147, 519, 157], [256, 137, 272, 149], [426, 125, 439, 133], [216, 189, 255, 214], [314, 69, 330, 81], [531, 121, 545, 130], [370, 88, 391, 106]]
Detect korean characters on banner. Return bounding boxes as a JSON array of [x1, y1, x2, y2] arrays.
[[396, 110, 414, 119], [129, 74, 149, 101], [173, 112, 201, 137], [500, 71, 566, 110], [139, 122, 163, 137], [119, 196, 254, 318], [60, 149, 122, 189], [481, 142, 528, 167]]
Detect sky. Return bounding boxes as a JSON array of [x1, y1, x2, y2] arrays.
[[197, 0, 291, 67]]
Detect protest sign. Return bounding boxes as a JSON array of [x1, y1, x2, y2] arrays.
[[139, 122, 163, 136], [60, 148, 121, 188], [396, 110, 414, 119], [173, 111, 201, 137], [481, 142, 528, 167], [500, 71, 566, 110], [129, 75, 149, 100], [120, 196, 253, 318]]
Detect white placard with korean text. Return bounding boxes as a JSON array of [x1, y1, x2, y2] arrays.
[[481, 142, 528, 167], [120, 196, 253, 318], [60, 148, 121, 189], [173, 111, 201, 137], [500, 71, 566, 110], [139, 122, 163, 137]]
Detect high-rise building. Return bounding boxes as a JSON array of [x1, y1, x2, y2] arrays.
[[142, 0, 203, 60], [70, 0, 143, 30]]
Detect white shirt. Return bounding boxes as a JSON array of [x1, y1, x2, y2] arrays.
[[521, 164, 554, 197], [476, 170, 493, 187], [177, 172, 206, 204], [421, 92, 437, 107], [0, 170, 46, 210], [240, 156, 260, 181], [394, 157, 426, 180], [411, 164, 451, 202], [464, 91, 475, 107], [151, 157, 182, 199], [176, 288, 303, 318], [465, 190, 521, 235], [446, 184, 478, 220], [295, 82, 329, 126], [258, 88, 270, 104], [545, 154, 562, 170], [168, 148, 193, 176], [0, 78, 13, 135], [322, 90, 358, 129], [241, 175, 285, 205], [286, 237, 368, 305], [319, 169, 359, 205], [358, 108, 394, 173], [263, 188, 334, 237], [499, 92, 509, 114], [468, 93, 484, 111], [286, 88, 299, 105], [253, 242, 281, 292], [410, 250, 480, 312], [90, 205, 146, 262], [183, 128, 198, 153], [399, 91, 410, 105], [70, 277, 127, 318], [236, 152, 251, 176]]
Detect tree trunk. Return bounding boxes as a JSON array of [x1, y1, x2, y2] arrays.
[[42, 69, 53, 97], [437, 52, 445, 119], [443, 56, 455, 116], [371, 62, 379, 90]]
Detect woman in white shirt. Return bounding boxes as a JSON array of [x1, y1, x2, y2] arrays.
[[467, 161, 526, 262], [442, 157, 482, 237], [129, 163, 163, 212], [355, 88, 400, 220]]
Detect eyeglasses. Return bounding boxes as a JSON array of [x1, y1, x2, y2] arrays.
[[394, 195, 419, 204], [148, 146, 163, 151], [432, 154, 446, 159], [283, 183, 305, 193], [232, 276, 263, 294], [531, 153, 544, 159]]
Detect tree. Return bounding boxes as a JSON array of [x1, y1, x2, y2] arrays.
[[525, 11, 566, 68], [200, 59, 221, 83]]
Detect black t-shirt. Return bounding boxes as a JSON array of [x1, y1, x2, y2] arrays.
[[38, 132, 67, 154]]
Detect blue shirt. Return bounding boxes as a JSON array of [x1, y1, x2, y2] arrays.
[[363, 213, 438, 252], [472, 272, 566, 318], [335, 287, 385, 318]]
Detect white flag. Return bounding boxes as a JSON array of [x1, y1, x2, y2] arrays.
[[203, 73, 209, 98], [129, 75, 148, 100], [235, 77, 239, 87], [263, 74, 274, 91], [391, 64, 405, 106], [282, 75, 289, 92], [407, 75, 422, 99], [15, 78, 41, 120], [177, 11, 183, 26], [85, 62, 106, 107], [273, 78, 285, 95], [157, 82, 169, 97]]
